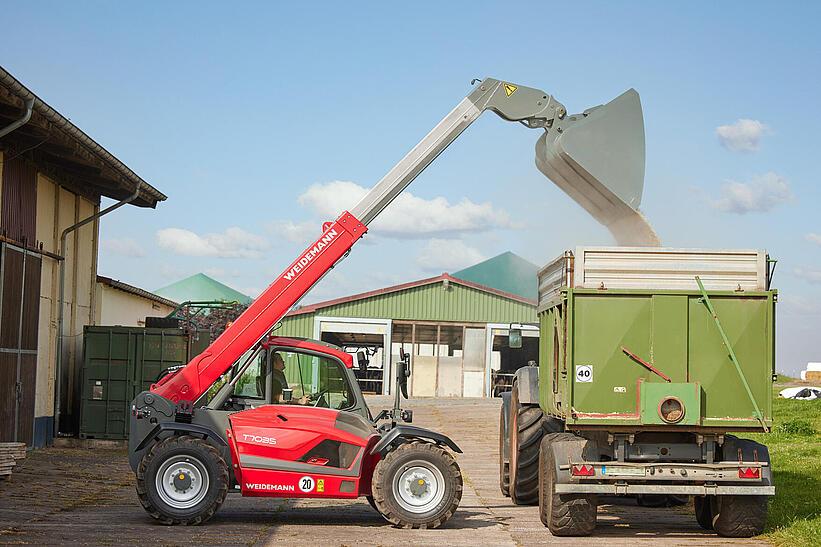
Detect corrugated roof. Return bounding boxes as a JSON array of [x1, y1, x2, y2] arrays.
[[155, 273, 252, 305], [288, 272, 535, 317], [97, 275, 178, 308], [0, 65, 166, 208], [453, 252, 539, 300]]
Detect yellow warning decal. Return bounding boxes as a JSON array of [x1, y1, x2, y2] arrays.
[[504, 83, 517, 97], [317, 479, 325, 493]]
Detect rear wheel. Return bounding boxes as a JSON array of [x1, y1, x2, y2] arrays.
[[372, 441, 462, 529], [136, 435, 229, 525], [538, 433, 597, 536], [509, 384, 547, 505], [693, 496, 714, 530], [499, 403, 510, 496], [713, 495, 767, 537]]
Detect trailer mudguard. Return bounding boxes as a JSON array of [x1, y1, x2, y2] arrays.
[[370, 425, 462, 456], [544, 434, 598, 486], [722, 435, 774, 486], [513, 366, 540, 405]]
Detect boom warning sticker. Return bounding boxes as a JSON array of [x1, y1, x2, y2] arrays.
[[575, 365, 593, 383], [299, 476, 315, 493]]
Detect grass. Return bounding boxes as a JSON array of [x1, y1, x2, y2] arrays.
[[747, 381, 821, 546]]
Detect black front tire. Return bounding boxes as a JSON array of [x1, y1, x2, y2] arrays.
[[136, 435, 229, 525], [538, 433, 597, 536], [372, 441, 462, 529], [694, 496, 714, 530], [509, 384, 551, 505], [713, 495, 767, 537]]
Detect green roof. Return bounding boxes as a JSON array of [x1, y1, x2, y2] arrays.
[[452, 252, 539, 301], [155, 273, 252, 305]]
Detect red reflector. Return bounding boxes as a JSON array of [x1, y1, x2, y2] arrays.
[[571, 464, 595, 477], [738, 467, 761, 479]]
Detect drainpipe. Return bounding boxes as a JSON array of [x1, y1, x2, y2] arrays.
[[53, 182, 142, 438], [0, 97, 34, 139]]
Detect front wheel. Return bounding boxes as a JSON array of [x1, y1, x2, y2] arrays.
[[136, 435, 229, 525], [371, 441, 462, 529]]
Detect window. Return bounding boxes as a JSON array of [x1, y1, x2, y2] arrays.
[[234, 350, 268, 400], [271, 349, 354, 410]]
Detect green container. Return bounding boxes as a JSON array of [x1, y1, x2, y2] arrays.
[[539, 289, 775, 431], [79, 326, 210, 439]]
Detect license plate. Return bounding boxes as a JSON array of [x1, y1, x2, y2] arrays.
[[602, 465, 645, 476]]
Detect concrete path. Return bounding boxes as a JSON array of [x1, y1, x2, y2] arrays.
[[0, 396, 765, 546]]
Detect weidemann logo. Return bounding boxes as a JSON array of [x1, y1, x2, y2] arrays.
[[283, 229, 339, 281], [246, 483, 295, 492]]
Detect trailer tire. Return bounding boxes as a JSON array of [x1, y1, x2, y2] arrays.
[[499, 403, 510, 496], [713, 495, 767, 537], [539, 433, 597, 536], [136, 435, 229, 525], [371, 441, 462, 529], [693, 496, 714, 530], [509, 385, 550, 505]]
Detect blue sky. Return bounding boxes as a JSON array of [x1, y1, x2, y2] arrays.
[[3, 2, 820, 375]]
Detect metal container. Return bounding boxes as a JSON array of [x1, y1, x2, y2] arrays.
[[79, 326, 209, 439], [538, 247, 775, 431]]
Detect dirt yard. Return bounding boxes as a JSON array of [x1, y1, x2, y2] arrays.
[[0, 396, 765, 545]]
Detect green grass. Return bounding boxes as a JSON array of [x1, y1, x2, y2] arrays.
[[748, 385, 821, 546]]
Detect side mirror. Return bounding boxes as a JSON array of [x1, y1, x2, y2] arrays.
[[356, 350, 369, 372], [397, 350, 411, 399], [282, 388, 293, 402], [509, 328, 522, 349]]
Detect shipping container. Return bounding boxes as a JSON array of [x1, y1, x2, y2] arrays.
[[79, 327, 209, 439]]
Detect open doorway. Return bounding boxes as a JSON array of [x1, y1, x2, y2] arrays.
[[486, 325, 539, 397], [315, 318, 391, 395]]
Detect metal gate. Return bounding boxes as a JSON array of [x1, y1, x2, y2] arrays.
[[0, 242, 42, 445]]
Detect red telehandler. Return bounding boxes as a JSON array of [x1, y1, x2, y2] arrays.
[[128, 77, 647, 528]]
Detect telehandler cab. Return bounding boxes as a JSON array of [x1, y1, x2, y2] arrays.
[[129, 77, 648, 527]]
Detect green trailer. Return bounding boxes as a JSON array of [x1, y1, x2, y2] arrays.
[[500, 247, 776, 537]]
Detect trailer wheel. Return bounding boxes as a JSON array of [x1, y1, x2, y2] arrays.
[[499, 403, 510, 496], [509, 384, 556, 505], [371, 441, 462, 529], [713, 495, 767, 537], [538, 433, 597, 536], [136, 435, 229, 525], [693, 496, 714, 530]]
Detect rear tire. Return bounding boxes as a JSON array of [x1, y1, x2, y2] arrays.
[[499, 403, 510, 497], [538, 433, 597, 536], [508, 384, 547, 505], [136, 435, 229, 525], [372, 441, 462, 529], [713, 495, 767, 537], [694, 496, 714, 530]]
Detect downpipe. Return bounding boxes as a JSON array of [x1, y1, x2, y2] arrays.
[[0, 97, 34, 139], [53, 182, 142, 438]]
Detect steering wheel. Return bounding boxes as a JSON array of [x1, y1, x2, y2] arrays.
[[312, 389, 330, 408]]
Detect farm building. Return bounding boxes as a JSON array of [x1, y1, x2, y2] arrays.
[[277, 253, 540, 397], [155, 273, 252, 305], [95, 275, 177, 327], [0, 66, 166, 447]]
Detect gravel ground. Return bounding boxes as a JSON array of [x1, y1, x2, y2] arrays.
[[0, 396, 765, 546]]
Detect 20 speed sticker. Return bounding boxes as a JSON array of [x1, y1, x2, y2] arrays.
[[299, 476, 315, 493], [575, 364, 593, 383]]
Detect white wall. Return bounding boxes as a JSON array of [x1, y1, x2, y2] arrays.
[[95, 283, 175, 327]]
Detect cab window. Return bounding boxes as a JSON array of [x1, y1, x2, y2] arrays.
[[272, 350, 354, 410]]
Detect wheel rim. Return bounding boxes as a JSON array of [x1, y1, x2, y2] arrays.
[[155, 455, 209, 510], [392, 459, 446, 514]]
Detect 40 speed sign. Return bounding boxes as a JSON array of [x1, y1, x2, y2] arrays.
[[575, 364, 593, 383]]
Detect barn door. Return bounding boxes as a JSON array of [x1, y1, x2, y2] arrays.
[[0, 243, 42, 445]]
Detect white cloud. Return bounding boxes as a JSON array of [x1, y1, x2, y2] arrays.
[[711, 172, 792, 214], [266, 220, 318, 245], [156, 227, 268, 259], [416, 239, 485, 272], [793, 267, 821, 285], [716, 119, 769, 152], [806, 233, 821, 246], [297, 180, 515, 238], [101, 237, 146, 258]]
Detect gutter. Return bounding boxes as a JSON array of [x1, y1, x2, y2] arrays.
[[0, 65, 165, 205], [53, 182, 142, 438], [0, 97, 33, 139]]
